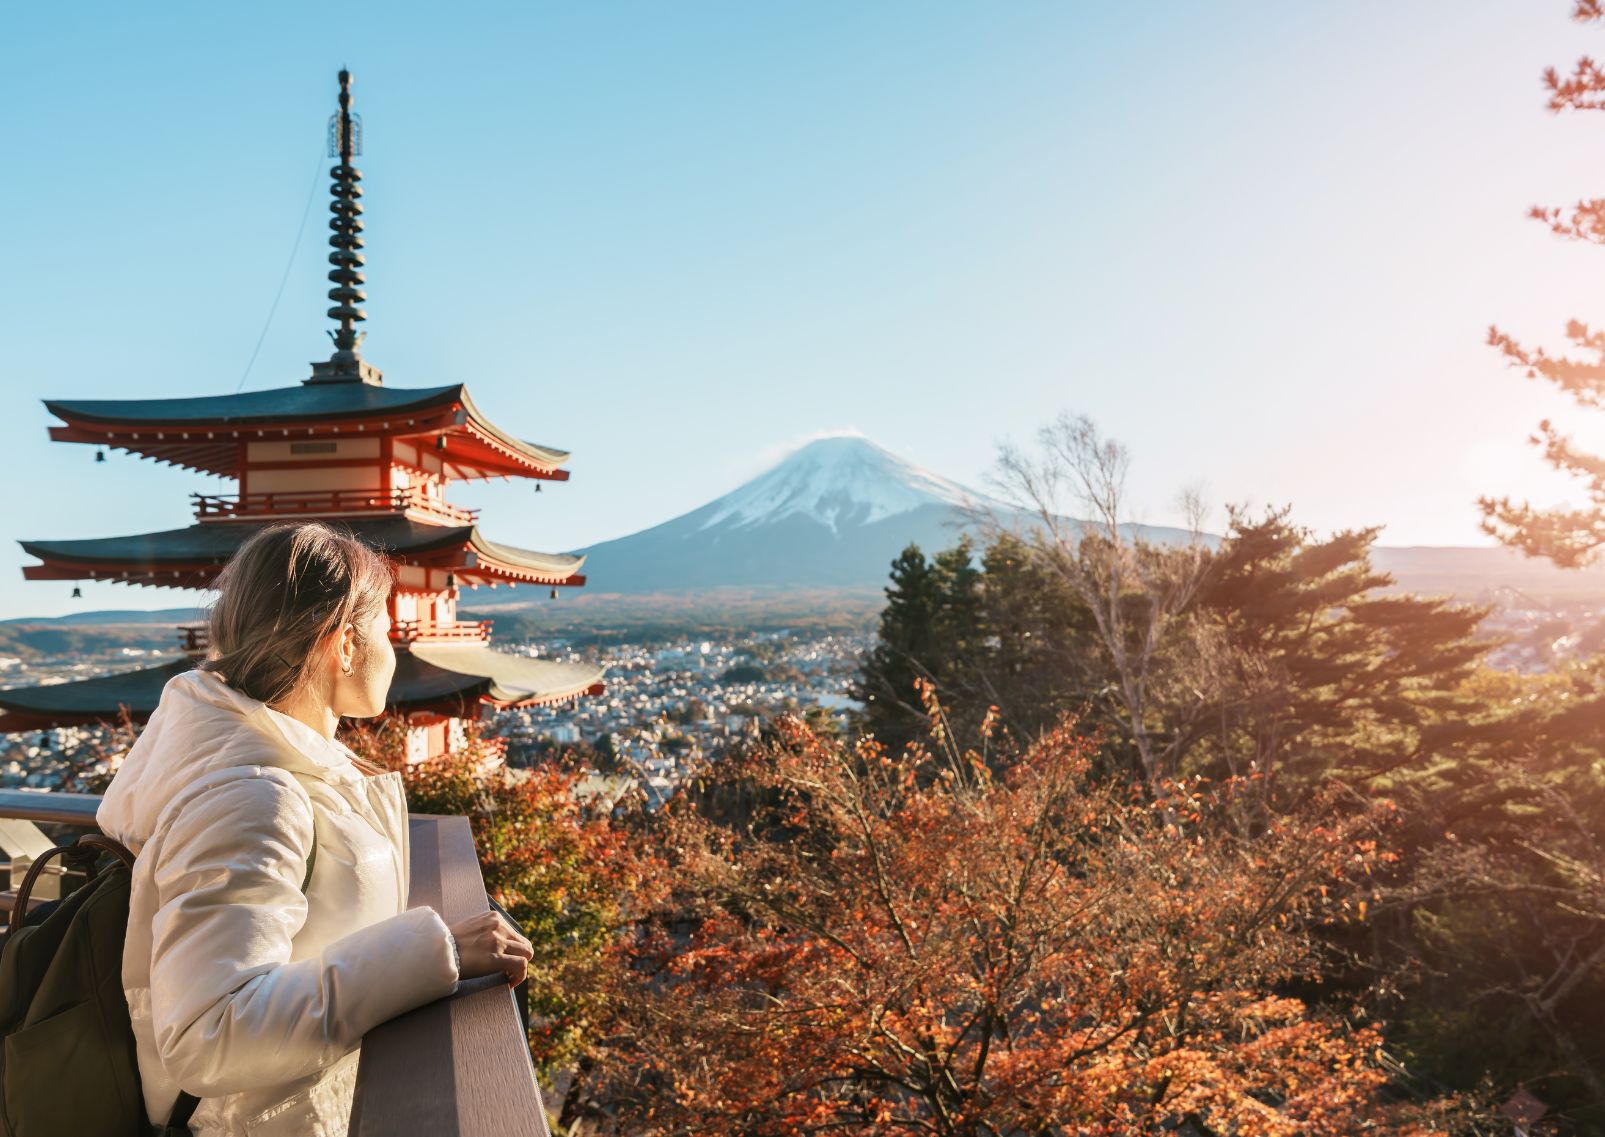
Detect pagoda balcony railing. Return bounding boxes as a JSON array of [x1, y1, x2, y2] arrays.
[[192, 488, 479, 527], [181, 621, 495, 651], [0, 790, 551, 1136], [393, 619, 494, 645]]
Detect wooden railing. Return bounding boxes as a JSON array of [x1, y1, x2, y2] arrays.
[[176, 622, 501, 653], [392, 619, 494, 645], [192, 488, 479, 527], [0, 788, 101, 826], [0, 791, 549, 1135]]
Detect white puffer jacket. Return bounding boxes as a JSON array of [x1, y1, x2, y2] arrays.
[[96, 668, 460, 1137]]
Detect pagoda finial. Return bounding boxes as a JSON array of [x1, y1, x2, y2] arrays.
[[309, 68, 382, 385]]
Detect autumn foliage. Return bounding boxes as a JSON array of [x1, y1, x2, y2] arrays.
[[342, 717, 646, 1074], [590, 687, 1449, 1136]]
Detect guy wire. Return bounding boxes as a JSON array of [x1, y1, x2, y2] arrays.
[[235, 151, 327, 393]]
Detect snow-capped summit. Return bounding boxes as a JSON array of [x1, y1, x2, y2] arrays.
[[697, 435, 995, 535], [567, 434, 1008, 592]]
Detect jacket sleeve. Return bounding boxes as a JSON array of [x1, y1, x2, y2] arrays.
[[144, 768, 460, 1097]]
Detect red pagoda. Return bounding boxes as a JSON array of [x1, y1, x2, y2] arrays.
[[0, 71, 603, 761]]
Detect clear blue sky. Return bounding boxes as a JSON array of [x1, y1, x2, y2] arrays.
[[4, 1, 1604, 619]]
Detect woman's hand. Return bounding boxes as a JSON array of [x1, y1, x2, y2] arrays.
[[447, 909, 534, 986]]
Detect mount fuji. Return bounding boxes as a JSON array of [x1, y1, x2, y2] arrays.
[[480, 432, 1605, 603], [566, 435, 1037, 593]]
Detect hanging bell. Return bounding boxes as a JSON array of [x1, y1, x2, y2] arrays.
[[436, 435, 447, 451], [95, 449, 106, 463], [534, 483, 542, 493], [445, 572, 456, 589], [549, 587, 558, 600], [71, 585, 82, 599]]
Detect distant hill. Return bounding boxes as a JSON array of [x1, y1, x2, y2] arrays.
[[1369, 546, 1605, 605], [463, 586, 885, 639], [0, 608, 205, 627]]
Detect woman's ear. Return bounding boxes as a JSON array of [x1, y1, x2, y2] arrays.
[[338, 623, 357, 675]]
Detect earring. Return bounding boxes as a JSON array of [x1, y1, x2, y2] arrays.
[[342, 662, 353, 675]]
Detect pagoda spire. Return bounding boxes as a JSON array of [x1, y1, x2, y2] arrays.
[[309, 68, 382, 385]]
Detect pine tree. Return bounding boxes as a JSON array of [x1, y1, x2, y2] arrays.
[[975, 533, 1102, 743], [852, 544, 943, 751], [1193, 506, 1493, 796], [853, 540, 989, 752], [931, 538, 984, 664]]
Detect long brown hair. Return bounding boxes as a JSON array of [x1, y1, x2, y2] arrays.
[[201, 522, 394, 711]]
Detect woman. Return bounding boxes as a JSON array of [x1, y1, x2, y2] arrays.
[[96, 522, 534, 1136]]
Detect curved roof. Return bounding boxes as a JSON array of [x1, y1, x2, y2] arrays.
[[0, 657, 194, 727], [0, 649, 604, 731], [45, 383, 466, 427], [456, 388, 572, 472], [44, 381, 571, 479], [395, 645, 605, 710], [20, 517, 586, 589]]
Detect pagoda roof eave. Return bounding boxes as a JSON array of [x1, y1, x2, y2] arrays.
[[465, 531, 587, 586], [44, 382, 574, 481], [454, 388, 572, 476], [397, 645, 605, 711], [0, 651, 604, 733], [19, 519, 587, 590], [0, 657, 195, 726], [45, 382, 466, 430]]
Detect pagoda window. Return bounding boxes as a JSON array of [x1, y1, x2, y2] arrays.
[[393, 593, 419, 622], [396, 565, 429, 590]]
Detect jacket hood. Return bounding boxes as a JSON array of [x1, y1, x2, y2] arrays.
[[97, 667, 366, 850]]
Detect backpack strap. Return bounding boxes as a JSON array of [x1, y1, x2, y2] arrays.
[[76, 833, 137, 871], [4, 833, 137, 939], [160, 1090, 201, 1134], [6, 844, 72, 941], [301, 829, 317, 892]]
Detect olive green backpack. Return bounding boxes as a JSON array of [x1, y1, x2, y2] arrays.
[[0, 831, 315, 1137]]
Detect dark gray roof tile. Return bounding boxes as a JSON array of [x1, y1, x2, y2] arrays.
[[45, 383, 464, 426], [20, 518, 584, 578]]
